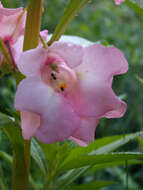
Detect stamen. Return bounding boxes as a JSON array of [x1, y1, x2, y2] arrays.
[[60, 87, 64, 91], [50, 64, 59, 73], [60, 83, 66, 92], [51, 73, 56, 80]]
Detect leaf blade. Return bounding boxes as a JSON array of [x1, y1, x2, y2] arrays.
[[47, 0, 90, 45], [58, 152, 143, 172]]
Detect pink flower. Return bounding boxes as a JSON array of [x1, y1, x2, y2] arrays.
[[12, 30, 48, 62], [15, 37, 128, 146], [114, 0, 125, 5], [0, 2, 26, 43], [0, 2, 48, 66], [0, 2, 26, 66]]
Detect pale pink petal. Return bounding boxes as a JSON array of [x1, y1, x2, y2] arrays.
[[49, 41, 83, 68], [47, 34, 93, 47], [12, 10, 26, 43], [16, 48, 48, 77], [69, 44, 128, 118], [21, 111, 40, 139], [11, 35, 24, 62], [15, 77, 81, 143], [13, 30, 48, 62], [114, 0, 125, 5], [40, 30, 48, 42], [69, 118, 98, 146], [0, 2, 3, 8], [0, 6, 25, 42], [0, 6, 23, 16]]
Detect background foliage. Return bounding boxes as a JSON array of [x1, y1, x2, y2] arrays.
[[0, 0, 143, 189]]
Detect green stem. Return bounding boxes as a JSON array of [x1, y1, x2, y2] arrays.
[[12, 0, 43, 189], [23, 0, 43, 51], [0, 38, 25, 81], [0, 38, 11, 64], [3, 123, 29, 190], [39, 34, 48, 48], [125, 160, 128, 190], [47, 0, 89, 46], [24, 140, 31, 184], [12, 149, 29, 190]]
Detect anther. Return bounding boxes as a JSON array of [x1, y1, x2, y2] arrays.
[[60, 83, 66, 92], [60, 87, 64, 91], [51, 73, 56, 80]]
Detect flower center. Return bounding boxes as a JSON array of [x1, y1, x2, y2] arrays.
[[41, 53, 77, 94]]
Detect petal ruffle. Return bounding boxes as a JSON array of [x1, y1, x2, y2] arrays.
[[40, 30, 48, 42], [15, 77, 81, 143], [0, 5, 22, 16], [16, 48, 48, 77], [49, 41, 83, 68], [69, 118, 98, 146], [0, 6, 25, 41], [70, 44, 128, 118], [13, 30, 48, 62], [21, 111, 40, 139], [47, 34, 93, 47]]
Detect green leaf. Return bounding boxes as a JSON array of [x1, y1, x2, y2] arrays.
[[29, 176, 39, 190], [125, 0, 143, 17], [31, 139, 47, 177], [38, 141, 70, 167], [0, 151, 12, 164], [0, 164, 9, 190], [67, 181, 116, 190], [137, 136, 143, 148], [91, 160, 143, 172], [58, 152, 143, 172], [0, 114, 39, 190], [90, 131, 143, 155], [62, 131, 143, 164], [38, 142, 58, 162], [55, 167, 89, 190], [55, 159, 143, 190], [0, 112, 30, 190], [0, 150, 38, 190], [136, 75, 143, 85], [112, 167, 140, 190], [47, 0, 90, 45], [0, 112, 15, 127], [39, 142, 70, 190], [55, 131, 143, 187]]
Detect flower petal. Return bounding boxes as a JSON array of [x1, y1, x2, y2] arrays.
[[69, 117, 98, 146], [16, 47, 48, 77], [13, 30, 48, 62], [0, 5, 23, 16], [15, 77, 81, 143], [0, 6, 25, 41], [47, 34, 93, 47], [21, 111, 40, 140], [0, 2, 3, 8], [40, 30, 48, 42], [70, 44, 128, 118], [49, 41, 83, 68], [114, 0, 125, 5]]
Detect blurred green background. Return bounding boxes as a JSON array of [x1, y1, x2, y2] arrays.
[[0, 0, 143, 189]]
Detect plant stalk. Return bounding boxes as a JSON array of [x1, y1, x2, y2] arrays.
[[12, 0, 43, 189]]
